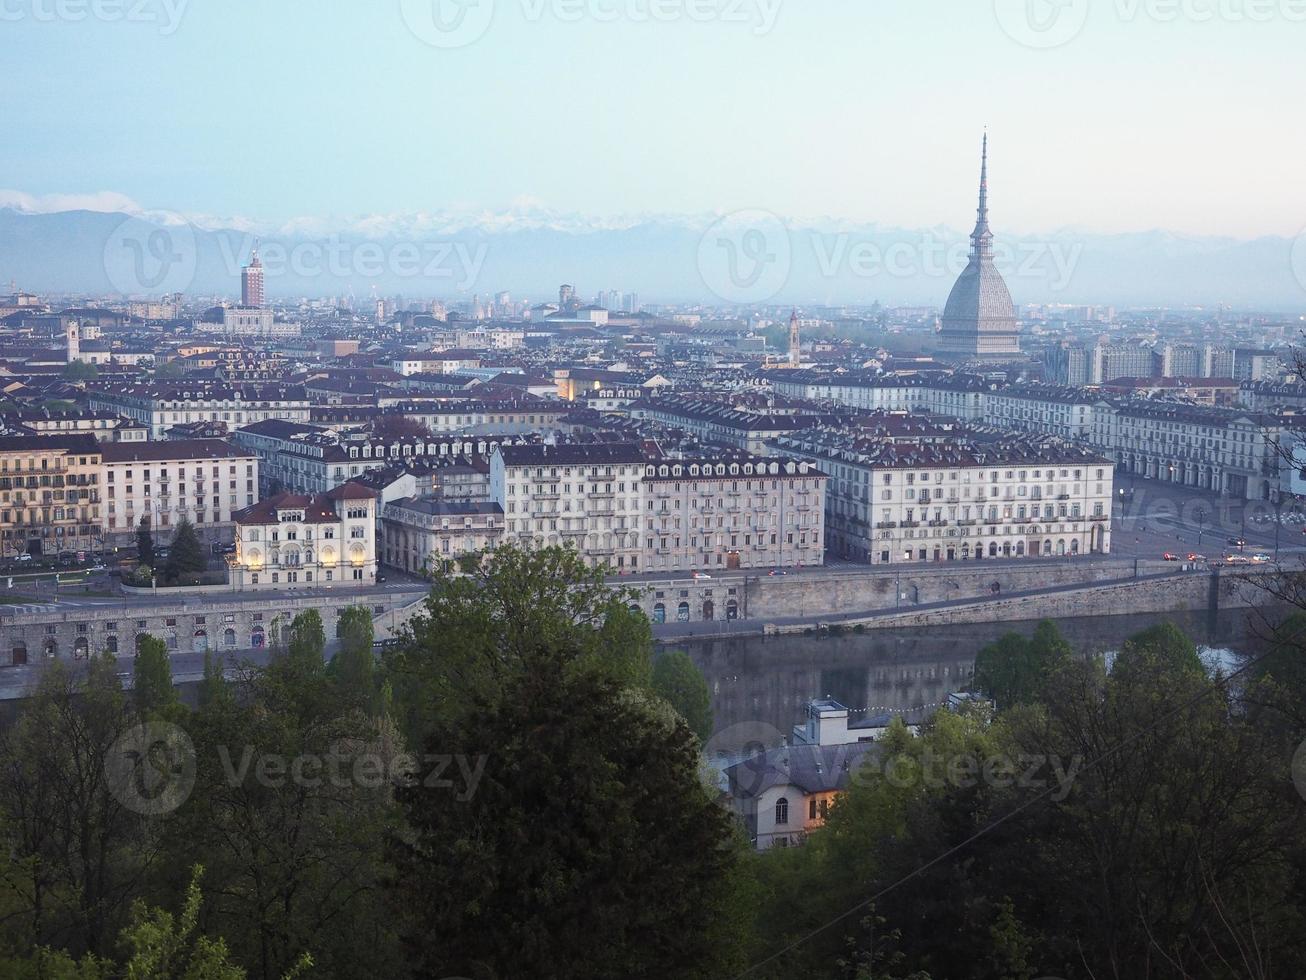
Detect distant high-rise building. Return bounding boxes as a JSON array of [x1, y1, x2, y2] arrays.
[[938, 134, 1020, 358], [241, 244, 264, 308], [788, 309, 801, 367], [559, 284, 576, 311], [626, 292, 639, 314]]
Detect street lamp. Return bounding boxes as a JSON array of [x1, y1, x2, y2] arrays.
[[1194, 506, 1206, 548], [1272, 491, 1284, 560]]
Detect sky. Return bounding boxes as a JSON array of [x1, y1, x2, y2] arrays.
[[2, 0, 1304, 238]]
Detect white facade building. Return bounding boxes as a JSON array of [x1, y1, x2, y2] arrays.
[[229, 483, 378, 590]]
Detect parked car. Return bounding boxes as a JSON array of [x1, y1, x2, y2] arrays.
[[692, 572, 712, 580], [1163, 552, 1179, 561], [15, 553, 32, 563]]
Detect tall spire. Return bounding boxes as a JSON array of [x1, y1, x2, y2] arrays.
[[970, 130, 993, 259]]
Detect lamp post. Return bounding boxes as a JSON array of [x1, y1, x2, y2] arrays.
[[1272, 491, 1283, 560], [1194, 505, 1206, 549]]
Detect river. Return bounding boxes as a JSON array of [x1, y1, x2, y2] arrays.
[[680, 607, 1287, 758]]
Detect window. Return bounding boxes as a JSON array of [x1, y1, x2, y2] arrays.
[[775, 797, 789, 825]]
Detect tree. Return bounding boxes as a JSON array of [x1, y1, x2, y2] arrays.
[[164, 519, 205, 585], [133, 633, 177, 717], [972, 619, 1071, 710], [0, 656, 160, 957], [651, 648, 714, 742], [0, 865, 306, 979], [61, 360, 98, 381], [1114, 620, 1203, 681], [286, 609, 325, 670], [388, 641, 743, 979], [136, 518, 154, 568], [383, 545, 653, 745], [171, 615, 404, 979], [372, 414, 431, 440], [328, 606, 377, 712], [153, 360, 185, 379], [198, 650, 232, 712]]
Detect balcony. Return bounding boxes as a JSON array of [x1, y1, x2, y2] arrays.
[[587, 490, 614, 499]]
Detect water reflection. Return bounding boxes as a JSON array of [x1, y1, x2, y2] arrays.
[[681, 608, 1281, 754]]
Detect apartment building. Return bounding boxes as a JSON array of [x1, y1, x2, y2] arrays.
[[229, 483, 377, 590], [0, 435, 102, 559], [640, 454, 825, 574], [776, 428, 1113, 565], [983, 385, 1097, 440], [638, 398, 838, 454], [1088, 402, 1279, 499], [87, 383, 312, 438], [100, 440, 258, 544], [380, 499, 504, 575], [772, 372, 1284, 500], [770, 371, 991, 420], [234, 419, 534, 495], [490, 443, 647, 571]]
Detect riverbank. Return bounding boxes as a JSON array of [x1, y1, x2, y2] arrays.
[[653, 566, 1283, 641]]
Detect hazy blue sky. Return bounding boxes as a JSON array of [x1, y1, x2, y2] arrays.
[[2, 0, 1302, 237]]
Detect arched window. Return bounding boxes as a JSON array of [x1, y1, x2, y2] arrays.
[[251, 626, 266, 649], [775, 797, 789, 825], [223, 628, 237, 647], [676, 601, 690, 622], [194, 629, 208, 651], [652, 603, 665, 624], [105, 635, 117, 655]]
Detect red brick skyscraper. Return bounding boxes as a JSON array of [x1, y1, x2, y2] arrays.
[[241, 243, 264, 308]]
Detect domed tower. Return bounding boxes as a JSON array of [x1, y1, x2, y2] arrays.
[[938, 133, 1020, 357]]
